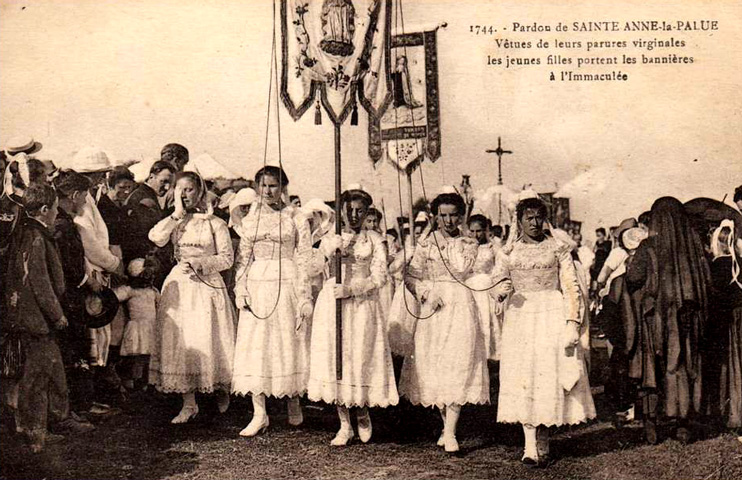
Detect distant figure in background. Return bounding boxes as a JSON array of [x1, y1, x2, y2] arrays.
[[467, 214, 500, 361], [363, 207, 383, 234], [591, 227, 612, 287], [160, 143, 189, 172], [97, 167, 135, 251]]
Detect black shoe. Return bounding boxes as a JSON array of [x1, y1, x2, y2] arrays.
[[644, 417, 658, 445], [675, 426, 691, 445], [521, 456, 539, 468]]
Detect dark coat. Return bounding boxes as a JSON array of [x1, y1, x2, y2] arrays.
[[53, 208, 88, 322], [4, 216, 66, 335], [123, 183, 163, 261]]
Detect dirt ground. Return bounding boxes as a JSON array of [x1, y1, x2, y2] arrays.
[[2, 376, 742, 480]]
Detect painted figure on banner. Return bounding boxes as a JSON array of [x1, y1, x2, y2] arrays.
[[320, 0, 356, 57], [392, 55, 423, 109], [282, 0, 390, 121]]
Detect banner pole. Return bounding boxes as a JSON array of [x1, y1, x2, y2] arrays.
[[335, 122, 343, 381], [407, 170, 416, 246]]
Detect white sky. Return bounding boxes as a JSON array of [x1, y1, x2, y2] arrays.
[[1, 0, 740, 236]]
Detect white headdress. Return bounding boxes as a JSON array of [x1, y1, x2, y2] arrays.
[[711, 219, 742, 289]]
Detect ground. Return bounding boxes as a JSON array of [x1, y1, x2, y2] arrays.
[[2, 379, 742, 480]]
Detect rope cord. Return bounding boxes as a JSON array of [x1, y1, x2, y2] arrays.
[[393, 0, 501, 301], [242, 0, 285, 320], [187, 0, 287, 322]]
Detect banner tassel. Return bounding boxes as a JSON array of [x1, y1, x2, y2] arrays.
[[314, 101, 322, 125], [350, 103, 359, 126]]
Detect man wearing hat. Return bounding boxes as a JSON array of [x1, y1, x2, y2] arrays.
[[71, 148, 128, 405]]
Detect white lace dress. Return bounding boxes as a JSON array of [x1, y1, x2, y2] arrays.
[[308, 231, 399, 407], [147, 214, 236, 393], [494, 237, 596, 426], [399, 233, 490, 407], [466, 243, 501, 361], [386, 245, 419, 356], [232, 205, 313, 398]]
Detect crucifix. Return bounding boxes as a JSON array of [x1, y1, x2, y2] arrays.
[[485, 137, 513, 224]]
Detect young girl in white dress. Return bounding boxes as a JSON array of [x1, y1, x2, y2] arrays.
[[308, 188, 399, 446], [148, 171, 236, 423], [466, 214, 501, 361], [491, 197, 595, 467], [232, 166, 314, 437], [399, 192, 490, 453]]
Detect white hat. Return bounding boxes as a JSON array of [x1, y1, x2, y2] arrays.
[[72, 147, 112, 173], [439, 185, 457, 195], [4, 136, 43, 156], [346, 183, 366, 192], [218, 190, 236, 210], [228, 187, 257, 213], [623, 227, 648, 250], [551, 228, 578, 250], [414, 211, 429, 223]]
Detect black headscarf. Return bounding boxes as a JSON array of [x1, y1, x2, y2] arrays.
[[648, 196, 710, 375]]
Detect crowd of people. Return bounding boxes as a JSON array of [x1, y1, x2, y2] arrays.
[[1, 136, 741, 469]]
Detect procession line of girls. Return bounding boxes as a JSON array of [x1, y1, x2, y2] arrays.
[[145, 164, 595, 465]]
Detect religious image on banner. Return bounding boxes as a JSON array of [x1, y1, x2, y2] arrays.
[[375, 29, 441, 170], [280, 0, 392, 125]]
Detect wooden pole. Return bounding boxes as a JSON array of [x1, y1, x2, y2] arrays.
[[334, 123, 343, 380], [407, 171, 416, 246]]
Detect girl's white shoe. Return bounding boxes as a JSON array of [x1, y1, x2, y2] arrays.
[[330, 427, 354, 446], [171, 405, 199, 424], [239, 416, 269, 437], [357, 414, 372, 443]]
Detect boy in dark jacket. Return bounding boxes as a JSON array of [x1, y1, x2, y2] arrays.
[[4, 184, 69, 452]]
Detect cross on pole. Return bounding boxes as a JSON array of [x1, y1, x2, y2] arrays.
[[485, 137, 513, 224], [485, 137, 513, 186]]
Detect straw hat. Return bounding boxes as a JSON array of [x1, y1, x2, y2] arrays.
[[228, 187, 257, 213], [4, 136, 43, 156], [72, 147, 112, 173]]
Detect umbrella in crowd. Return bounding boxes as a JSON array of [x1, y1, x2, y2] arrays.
[[684, 197, 742, 239]]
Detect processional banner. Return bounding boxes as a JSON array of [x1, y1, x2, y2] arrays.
[[377, 29, 441, 172], [280, 0, 392, 125]]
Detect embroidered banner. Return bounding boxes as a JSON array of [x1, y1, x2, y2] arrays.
[[375, 29, 441, 170], [280, 0, 392, 125]]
